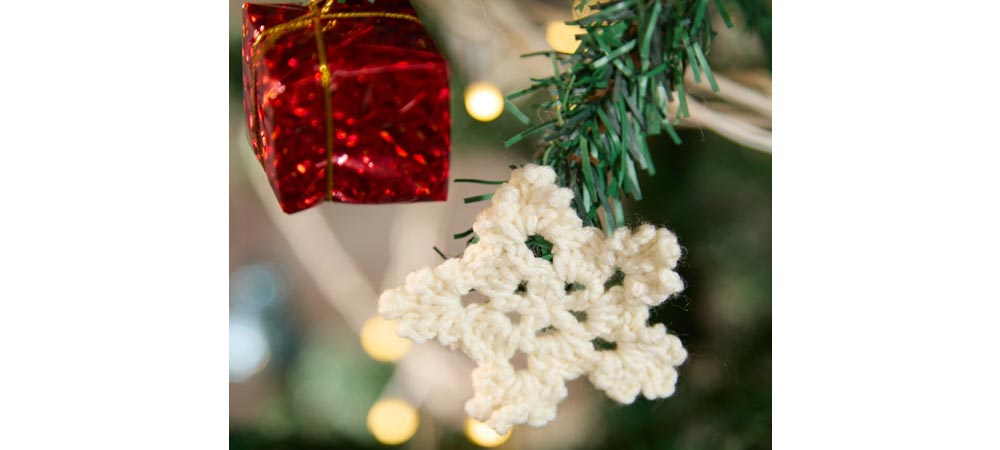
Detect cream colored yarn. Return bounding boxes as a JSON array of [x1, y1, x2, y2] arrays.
[[377, 164, 687, 433]]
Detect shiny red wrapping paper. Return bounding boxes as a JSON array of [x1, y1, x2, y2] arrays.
[[242, 0, 450, 214]]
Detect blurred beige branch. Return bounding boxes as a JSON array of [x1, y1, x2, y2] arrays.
[[416, 0, 772, 153], [241, 147, 378, 334], [239, 139, 476, 426]]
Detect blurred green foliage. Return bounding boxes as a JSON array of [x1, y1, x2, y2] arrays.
[[600, 130, 772, 449], [728, 0, 771, 67], [230, 130, 771, 450], [231, 0, 769, 447]]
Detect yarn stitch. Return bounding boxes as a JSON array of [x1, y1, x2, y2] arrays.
[[378, 164, 687, 433]]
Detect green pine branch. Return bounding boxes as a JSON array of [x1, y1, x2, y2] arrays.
[[450, 0, 732, 254], [505, 0, 732, 234]]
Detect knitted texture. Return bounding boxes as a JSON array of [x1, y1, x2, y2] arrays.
[[378, 164, 687, 433]]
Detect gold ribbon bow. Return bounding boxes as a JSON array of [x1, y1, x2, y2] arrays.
[[249, 0, 422, 201]]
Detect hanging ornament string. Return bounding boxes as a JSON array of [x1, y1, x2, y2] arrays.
[[310, 0, 335, 200], [247, 0, 422, 201]]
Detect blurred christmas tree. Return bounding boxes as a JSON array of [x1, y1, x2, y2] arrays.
[[230, 0, 770, 448]]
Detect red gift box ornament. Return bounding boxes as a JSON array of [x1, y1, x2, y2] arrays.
[[242, 0, 451, 214]]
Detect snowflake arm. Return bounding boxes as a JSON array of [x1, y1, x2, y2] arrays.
[[378, 164, 688, 433]]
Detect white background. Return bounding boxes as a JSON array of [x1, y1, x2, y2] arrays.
[[1, 0, 998, 448]]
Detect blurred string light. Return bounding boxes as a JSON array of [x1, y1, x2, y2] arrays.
[[230, 263, 288, 312], [229, 263, 287, 383], [464, 417, 511, 447], [360, 316, 412, 362], [545, 21, 583, 54], [229, 314, 271, 382], [464, 82, 504, 122], [367, 398, 419, 445]]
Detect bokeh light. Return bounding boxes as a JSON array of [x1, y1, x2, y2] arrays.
[[464, 82, 505, 122], [229, 314, 271, 382], [360, 316, 412, 362], [366, 398, 419, 445], [230, 262, 288, 313], [228, 0, 773, 446], [545, 21, 583, 54], [464, 417, 512, 447]]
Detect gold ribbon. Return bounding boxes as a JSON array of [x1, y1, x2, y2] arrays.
[[249, 0, 422, 201]]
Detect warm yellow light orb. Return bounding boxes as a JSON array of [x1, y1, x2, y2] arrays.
[[367, 399, 419, 445], [360, 316, 412, 362], [464, 82, 505, 122], [464, 417, 512, 447], [545, 21, 583, 54]]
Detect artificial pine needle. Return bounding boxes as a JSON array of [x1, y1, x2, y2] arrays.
[[455, 0, 732, 240]]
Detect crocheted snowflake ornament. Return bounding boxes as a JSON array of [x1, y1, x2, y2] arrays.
[[378, 164, 687, 433]]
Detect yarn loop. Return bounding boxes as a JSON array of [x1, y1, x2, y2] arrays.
[[378, 164, 687, 433]]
